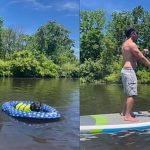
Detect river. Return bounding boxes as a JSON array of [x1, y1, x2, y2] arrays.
[[0, 78, 79, 150], [80, 84, 150, 150]]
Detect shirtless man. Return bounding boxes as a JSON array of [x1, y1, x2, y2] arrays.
[[121, 27, 150, 122]]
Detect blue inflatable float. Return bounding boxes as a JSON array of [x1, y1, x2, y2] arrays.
[[2, 101, 61, 120]]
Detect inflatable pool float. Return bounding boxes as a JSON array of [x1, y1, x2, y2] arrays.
[[2, 101, 61, 120]]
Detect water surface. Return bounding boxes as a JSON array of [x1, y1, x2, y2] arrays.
[[0, 78, 79, 150], [80, 84, 150, 150]]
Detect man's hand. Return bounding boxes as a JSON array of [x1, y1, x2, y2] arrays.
[[143, 49, 149, 56]]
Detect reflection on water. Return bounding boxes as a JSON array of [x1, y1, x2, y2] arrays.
[[80, 84, 150, 150], [0, 78, 79, 150], [80, 84, 150, 115], [81, 130, 150, 150]]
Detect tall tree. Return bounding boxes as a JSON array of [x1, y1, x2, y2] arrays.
[[80, 10, 105, 63], [2, 27, 32, 58], [107, 6, 150, 58], [0, 18, 3, 58], [35, 21, 74, 64]]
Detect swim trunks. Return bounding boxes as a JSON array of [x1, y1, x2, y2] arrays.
[[121, 68, 137, 96]]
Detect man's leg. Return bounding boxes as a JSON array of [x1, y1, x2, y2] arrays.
[[122, 97, 135, 117], [124, 96, 138, 122], [122, 99, 126, 116]]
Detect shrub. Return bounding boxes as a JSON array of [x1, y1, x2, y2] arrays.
[[59, 63, 79, 78], [0, 60, 12, 77], [11, 50, 59, 77]]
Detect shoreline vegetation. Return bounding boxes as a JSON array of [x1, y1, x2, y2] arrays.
[[0, 20, 79, 78], [80, 6, 150, 84]]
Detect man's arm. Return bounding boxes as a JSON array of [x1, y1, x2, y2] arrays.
[[131, 43, 150, 67]]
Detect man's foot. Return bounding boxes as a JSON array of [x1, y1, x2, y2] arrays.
[[124, 116, 139, 122]]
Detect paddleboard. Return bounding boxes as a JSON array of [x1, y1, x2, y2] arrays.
[[80, 111, 150, 134]]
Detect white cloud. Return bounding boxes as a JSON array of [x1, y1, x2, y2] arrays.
[[63, 2, 78, 10], [57, 2, 79, 12], [7, 0, 52, 10], [3, 0, 79, 13]]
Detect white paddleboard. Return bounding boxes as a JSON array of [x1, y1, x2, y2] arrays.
[[80, 111, 150, 134]]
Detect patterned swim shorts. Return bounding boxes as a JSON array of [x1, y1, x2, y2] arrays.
[[121, 68, 137, 97]]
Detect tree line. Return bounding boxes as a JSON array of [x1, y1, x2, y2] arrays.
[[0, 20, 79, 78], [80, 6, 150, 83]]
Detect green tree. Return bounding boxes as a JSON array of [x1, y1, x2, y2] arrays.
[[2, 28, 17, 58], [80, 6, 150, 83], [107, 6, 150, 58], [35, 21, 74, 64], [2, 28, 33, 58], [80, 10, 105, 63], [0, 18, 3, 58]]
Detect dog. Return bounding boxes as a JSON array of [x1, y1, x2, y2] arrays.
[[30, 102, 42, 112]]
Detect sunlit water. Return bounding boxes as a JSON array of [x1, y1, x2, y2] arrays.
[[80, 84, 150, 150], [0, 78, 79, 150]]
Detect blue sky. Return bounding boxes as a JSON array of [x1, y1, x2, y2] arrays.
[[0, 0, 79, 57], [81, 0, 150, 20]]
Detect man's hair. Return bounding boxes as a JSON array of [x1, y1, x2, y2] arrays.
[[125, 27, 137, 38]]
